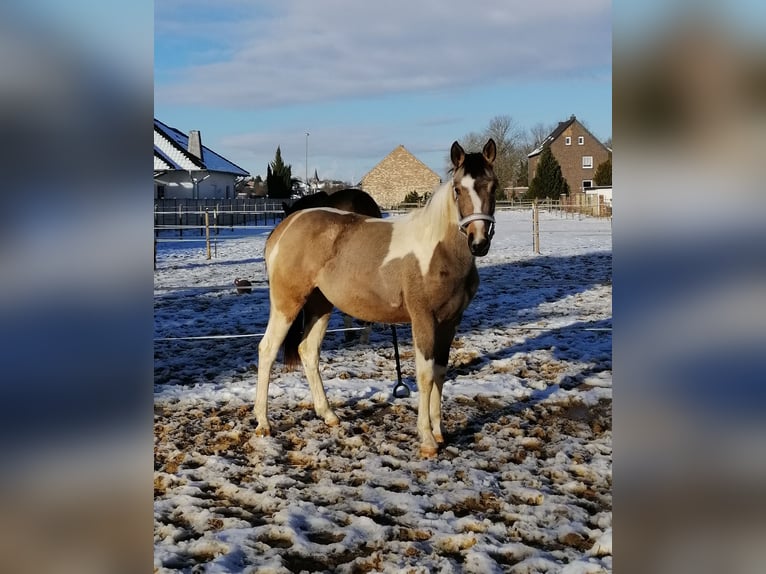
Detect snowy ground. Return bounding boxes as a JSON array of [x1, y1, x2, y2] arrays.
[[154, 208, 613, 573]]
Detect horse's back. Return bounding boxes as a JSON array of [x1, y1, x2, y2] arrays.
[[266, 209, 412, 321], [327, 189, 382, 219]]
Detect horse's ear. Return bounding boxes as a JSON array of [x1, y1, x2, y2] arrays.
[[450, 141, 465, 169], [483, 138, 497, 164]]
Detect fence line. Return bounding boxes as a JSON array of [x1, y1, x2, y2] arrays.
[[153, 199, 612, 268], [154, 324, 610, 343]]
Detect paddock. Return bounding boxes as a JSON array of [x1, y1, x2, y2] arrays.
[[154, 208, 613, 572]]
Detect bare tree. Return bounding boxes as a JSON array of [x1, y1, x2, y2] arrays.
[[458, 115, 527, 197], [527, 121, 557, 151]]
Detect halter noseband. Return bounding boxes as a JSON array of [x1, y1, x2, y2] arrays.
[[458, 213, 496, 239]]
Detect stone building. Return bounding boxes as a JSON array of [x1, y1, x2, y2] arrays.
[[360, 145, 441, 209]]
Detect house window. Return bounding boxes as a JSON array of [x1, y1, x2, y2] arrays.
[[156, 185, 165, 199], [565, 136, 571, 146], [582, 156, 593, 169], [578, 136, 584, 145], [582, 180, 593, 190]]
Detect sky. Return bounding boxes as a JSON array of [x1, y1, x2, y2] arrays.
[[155, 0, 612, 184]]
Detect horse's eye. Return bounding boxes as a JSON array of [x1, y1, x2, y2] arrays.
[[453, 186, 461, 194]]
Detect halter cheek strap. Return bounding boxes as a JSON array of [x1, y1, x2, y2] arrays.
[[458, 213, 496, 239]]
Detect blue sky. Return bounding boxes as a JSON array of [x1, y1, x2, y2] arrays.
[[155, 0, 612, 183]]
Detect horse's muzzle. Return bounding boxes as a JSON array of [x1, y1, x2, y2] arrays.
[[469, 238, 492, 257], [459, 213, 495, 257]]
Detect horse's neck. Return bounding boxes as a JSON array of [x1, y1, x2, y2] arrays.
[[413, 182, 461, 244]]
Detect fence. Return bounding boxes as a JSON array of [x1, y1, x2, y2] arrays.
[[153, 196, 612, 267], [395, 196, 612, 218], [154, 198, 286, 236]]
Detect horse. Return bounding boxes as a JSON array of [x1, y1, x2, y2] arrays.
[[283, 188, 383, 344], [255, 139, 497, 457], [282, 188, 382, 219]]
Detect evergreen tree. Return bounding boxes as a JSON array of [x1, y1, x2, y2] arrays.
[[594, 158, 612, 186], [528, 146, 570, 199], [266, 146, 293, 198]]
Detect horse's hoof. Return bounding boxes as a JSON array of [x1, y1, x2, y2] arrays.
[[325, 414, 340, 427], [420, 444, 438, 458], [254, 426, 271, 437], [433, 433, 444, 444]]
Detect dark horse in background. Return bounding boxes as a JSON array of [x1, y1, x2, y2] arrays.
[[282, 188, 383, 345], [282, 188, 382, 219]]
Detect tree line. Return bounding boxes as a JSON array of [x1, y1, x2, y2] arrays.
[[261, 115, 611, 200]]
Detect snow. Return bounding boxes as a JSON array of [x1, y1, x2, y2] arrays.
[[154, 208, 612, 572]]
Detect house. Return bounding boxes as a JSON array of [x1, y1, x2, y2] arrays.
[[154, 119, 250, 200], [360, 145, 441, 208], [528, 115, 611, 195]]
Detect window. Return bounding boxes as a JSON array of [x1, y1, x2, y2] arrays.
[[578, 136, 584, 145], [157, 185, 165, 199], [582, 180, 593, 190], [565, 136, 571, 146], [582, 156, 593, 169]]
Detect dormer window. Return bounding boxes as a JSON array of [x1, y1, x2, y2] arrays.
[[578, 136, 584, 145], [565, 136, 571, 146]]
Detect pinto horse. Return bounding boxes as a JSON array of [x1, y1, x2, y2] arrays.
[[283, 188, 383, 344], [255, 139, 497, 456]]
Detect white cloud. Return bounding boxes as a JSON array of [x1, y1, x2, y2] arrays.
[[155, 0, 611, 109]]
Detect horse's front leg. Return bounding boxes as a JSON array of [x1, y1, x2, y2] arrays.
[[430, 320, 458, 445], [429, 365, 446, 444], [411, 316, 439, 457]]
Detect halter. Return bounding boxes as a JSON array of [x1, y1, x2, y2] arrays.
[[458, 212, 496, 239]]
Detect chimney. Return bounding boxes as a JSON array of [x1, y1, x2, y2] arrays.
[[188, 130, 202, 159]]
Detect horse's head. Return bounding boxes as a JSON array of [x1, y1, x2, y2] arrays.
[[450, 138, 498, 256]]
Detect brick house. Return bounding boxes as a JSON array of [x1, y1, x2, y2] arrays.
[[360, 145, 441, 209], [528, 115, 610, 195]]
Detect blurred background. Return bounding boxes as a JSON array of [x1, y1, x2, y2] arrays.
[[0, 1, 153, 572], [0, 0, 764, 572], [614, 1, 766, 573]]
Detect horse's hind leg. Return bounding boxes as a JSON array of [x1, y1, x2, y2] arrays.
[[254, 307, 295, 436], [299, 292, 339, 427]]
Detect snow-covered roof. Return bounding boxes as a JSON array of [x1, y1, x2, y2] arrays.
[[528, 115, 610, 158], [153, 119, 249, 176], [528, 116, 578, 158]]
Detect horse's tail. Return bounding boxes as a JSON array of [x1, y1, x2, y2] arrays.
[[282, 309, 304, 370]]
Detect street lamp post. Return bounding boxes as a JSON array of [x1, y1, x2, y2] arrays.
[[305, 132, 309, 193]]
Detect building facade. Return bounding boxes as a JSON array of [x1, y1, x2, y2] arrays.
[[360, 145, 441, 209], [528, 115, 610, 195]]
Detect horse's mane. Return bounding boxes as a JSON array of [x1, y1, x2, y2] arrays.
[[400, 179, 457, 244]]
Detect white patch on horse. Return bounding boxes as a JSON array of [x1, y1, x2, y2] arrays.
[[381, 182, 456, 275], [461, 174, 488, 236], [382, 221, 438, 276]]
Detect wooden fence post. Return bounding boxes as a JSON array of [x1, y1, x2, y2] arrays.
[[205, 210, 211, 260], [532, 199, 540, 254]]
